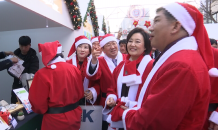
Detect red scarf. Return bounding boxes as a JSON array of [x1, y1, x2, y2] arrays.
[[76, 56, 88, 82], [123, 53, 145, 77]]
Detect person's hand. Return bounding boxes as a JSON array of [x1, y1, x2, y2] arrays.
[[117, 30, 122, 40], [10, 57, 18, 64], [91, 47, 101, 64], [209, 121, 218, 130], [120, 105, 128, 110], [4, 51, 14, 56], [84, 90, 93, 100], [215, 124, 218, 130], [106, 97, 116, 107]]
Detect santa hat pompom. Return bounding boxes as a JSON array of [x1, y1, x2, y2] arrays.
[[209, 68, 218, 77], [51, 64, 57, 69]]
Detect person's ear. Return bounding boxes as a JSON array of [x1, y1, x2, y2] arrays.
[[171, 21, 182, 34]]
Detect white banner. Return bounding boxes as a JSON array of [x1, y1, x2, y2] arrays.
[[80, 105, 103, 130]]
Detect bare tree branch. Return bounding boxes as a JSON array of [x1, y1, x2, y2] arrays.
[[200, 0, 218, 23]]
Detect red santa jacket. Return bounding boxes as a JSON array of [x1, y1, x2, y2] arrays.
[[66, 55, 101, 105], [210, 47, 218, 104], [29, 62, 84, 130], [122, 37, 210, 130], [86, 52, 126, 108]]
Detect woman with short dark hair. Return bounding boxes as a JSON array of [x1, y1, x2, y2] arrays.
[[102, 27, 153, 129]]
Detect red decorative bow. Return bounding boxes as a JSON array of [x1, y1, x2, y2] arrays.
[[144, 21, 151, 28]]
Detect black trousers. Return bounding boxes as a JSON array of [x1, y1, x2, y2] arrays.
[[11, 90, 19, 104], [102, 120, 109, 130], [11, 83, 22, 104]]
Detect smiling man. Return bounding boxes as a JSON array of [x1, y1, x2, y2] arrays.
[[86, 34, 126, 130], [119, 2, 218, 130]]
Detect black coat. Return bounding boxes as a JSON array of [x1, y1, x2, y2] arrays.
[[0, 52, 13, 71], [8, 48, 39, 89]]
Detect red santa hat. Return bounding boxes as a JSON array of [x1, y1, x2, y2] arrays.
[[38, 41, 62, 69], [98, 34, 117, 47], [163, 2, 218, 77], [91, 36, 99, 44], [67, 35, 92, 58]]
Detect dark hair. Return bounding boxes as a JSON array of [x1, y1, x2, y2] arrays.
[[75, 43, 92, 57], [19, 36, 31, 46], [126, 27, 152, 55], [51, 53, 64, 61], [210, 38, 217, 45], [156, 7, 176, 21], [119, 39, 127, 45]]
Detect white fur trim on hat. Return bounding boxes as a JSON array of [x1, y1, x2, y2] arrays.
[[91, 37, 98, 44], [209, 68, 218, 77], [100, 36, 117, 47], [75, 39, 92, 48], [163, 3, 196, 36], [39, 46, 62, 54]]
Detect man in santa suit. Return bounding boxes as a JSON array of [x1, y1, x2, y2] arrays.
[[86, 34, 126, 130], [113, 2, 218, 130], [29, 41, 84, 130]]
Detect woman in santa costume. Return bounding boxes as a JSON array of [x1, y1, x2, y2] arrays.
[[29, 41, 84, 130], [103, 27, 153, 130], [112, 2, 218, 130], [66, 35, 100, 105]]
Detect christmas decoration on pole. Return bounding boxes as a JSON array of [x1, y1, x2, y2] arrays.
[[65, 0, 82, 30], [133, 20, 139, 27], [144, 21, 151, 28], [102, 16, 107, 34], [83, 0, 99, 36]]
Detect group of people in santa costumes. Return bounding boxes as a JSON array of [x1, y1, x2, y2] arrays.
[[27, 2, 218, 130]]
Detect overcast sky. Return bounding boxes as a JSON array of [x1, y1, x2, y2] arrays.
[[94, 0, 200, 33]]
